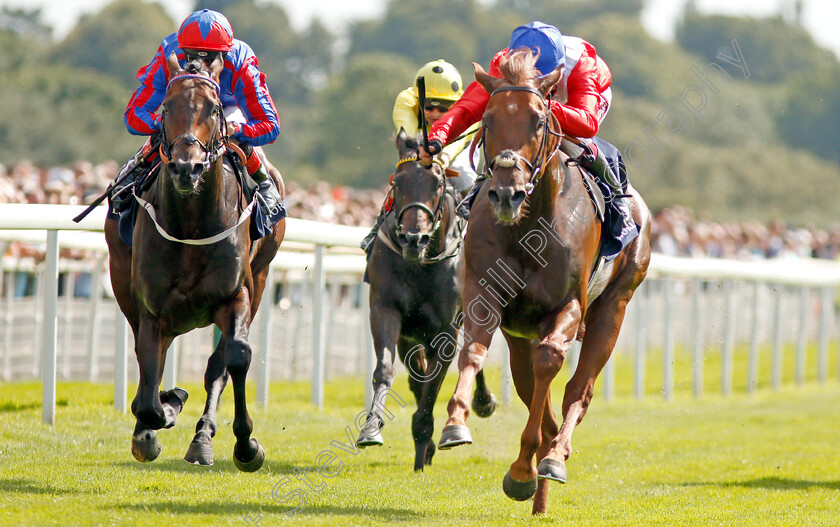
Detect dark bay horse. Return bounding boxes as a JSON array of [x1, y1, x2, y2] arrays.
[[355, 131, 497, 471], [104, 55, 284, 471], [437, 50, 651, 513]]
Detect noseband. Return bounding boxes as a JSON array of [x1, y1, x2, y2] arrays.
[[159, 74, 227, 168], [483, 85, 564, 194]]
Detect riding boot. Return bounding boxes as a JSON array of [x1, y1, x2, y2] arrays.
[[111, 135, 159, 213], [456, 177, 486, 220], [560, 137, 637, 256], [243, 147, 283, 216], [360, 212, 385, 256]]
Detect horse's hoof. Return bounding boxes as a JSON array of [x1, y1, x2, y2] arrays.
[[184, 440, 214, 466], [356, 430, 384, 448], [537, 458, 567, 483], [503, 471, 538, 501], [472, 392, 497, 418], [160, 387, 189, 410], [131, 433, 161, 462], [233, 439, 265, 472], [438, 424, 472, 450]]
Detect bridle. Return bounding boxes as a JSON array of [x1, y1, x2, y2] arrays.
[[158, 73, 228, 168], [392, 155, 447, 237], [382, 155, 462, 263], [482, 85, 564, 194]]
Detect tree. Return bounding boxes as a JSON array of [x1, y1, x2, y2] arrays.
[[676, 12, 837, 84], [348, 0, 482, 76], [778, 64, 840, 164], [305, 53, 417, 188], [58, 0, 176, 88]]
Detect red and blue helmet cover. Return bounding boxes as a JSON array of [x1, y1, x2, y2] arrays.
[[177, 9, 234, 52]]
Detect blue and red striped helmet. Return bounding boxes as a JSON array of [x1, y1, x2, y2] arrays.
[[177, 9, 234, 52]]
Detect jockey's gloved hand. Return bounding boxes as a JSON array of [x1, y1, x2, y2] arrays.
[[427, 139, 443, 156]]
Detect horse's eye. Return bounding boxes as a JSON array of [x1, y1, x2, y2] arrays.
[[536, 118, 545, 130]]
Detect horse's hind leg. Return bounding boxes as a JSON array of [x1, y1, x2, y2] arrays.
[[185, 337, 228, 465], [217, 289, 264, 472]]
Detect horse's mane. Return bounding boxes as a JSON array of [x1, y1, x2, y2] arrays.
[[499, 48, 541, 85]]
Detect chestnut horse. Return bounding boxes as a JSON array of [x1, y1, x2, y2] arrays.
[[356, 131, 497, 471], [437, 50, 651, 514], [104, 55, 284, 471]]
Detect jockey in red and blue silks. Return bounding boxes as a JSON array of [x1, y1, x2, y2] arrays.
[[113, 9, 283, 217]]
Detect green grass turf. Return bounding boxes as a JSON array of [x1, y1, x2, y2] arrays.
[[1, 349, 839, 526]]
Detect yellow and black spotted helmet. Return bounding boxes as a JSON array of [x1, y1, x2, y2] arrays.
[[415, 60, 463, 104]]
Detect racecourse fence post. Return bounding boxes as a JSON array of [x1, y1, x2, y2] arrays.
[[61, 271, 75, 379], [501, 341, 513, 404], [817, 286, 831, 382], [772, 285, 784, 390], [747, 282, 761, 393], [603, 349, 614, 402], [41, 230, 59, 425], [33, 273, 43, 378], [3, 270, 12, 382], [692, 277, 703, 398], [85, 254, 106, 382], [361, 282, 374, 409], [634, 279, 646, 400], [795, 286, 808, 385], [722, 279, 736, 396], [163, 340, 177, 391], [114, 304, 128, 413], [312, 244, 326, 409], [663, 275, 674, 401], [256, 270, 274, 408]]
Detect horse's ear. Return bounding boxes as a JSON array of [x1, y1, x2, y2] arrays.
[[474, 62, 502, 94], [395, 128, 410, 155], [537, 64, 564, 96], [166, 52, 181, 77]]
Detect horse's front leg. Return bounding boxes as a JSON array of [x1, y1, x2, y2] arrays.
[[184, 336, 228, 465], [438, 282, 499, 450], [131, 315, 186, 461], [543, 291, 632, 476], [504, 299, 580, 502], [356, 303, 401, 449], [216, 287, 264, 472]]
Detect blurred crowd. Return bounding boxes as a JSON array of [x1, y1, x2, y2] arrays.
[[1, 160, 839, 262], [651, 206, 840, 260]]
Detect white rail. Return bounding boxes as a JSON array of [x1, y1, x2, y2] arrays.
[[0, 204, 838, 423]]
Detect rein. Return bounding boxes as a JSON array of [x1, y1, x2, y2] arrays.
[[483, 85, 564, 194]]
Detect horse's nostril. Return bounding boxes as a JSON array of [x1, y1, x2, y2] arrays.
[[487, 190, 499, 205], [511, 190, 527, 207], [398, 234, 408, 247], [418, 235, 430, 248]]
